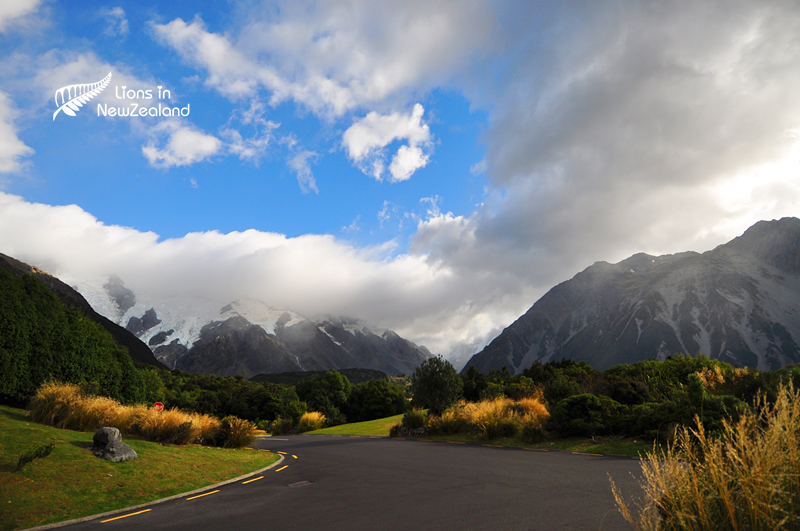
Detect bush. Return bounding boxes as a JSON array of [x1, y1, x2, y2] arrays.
[[221, 416, 257, 448], [345, 379, 407, 422], [410, 356, 463, 415], [402, 408, 428, 430], [295, 371, 352, 422], [550, 393, 625, 436], [28, 382, 221, 445], [270, 417, 294, 435], [425, 396, 551, 441], [15, 442, 55, 472], [297, 411, 326, 433], [612, 384, 800, 531], [388, 422, 402, 438]]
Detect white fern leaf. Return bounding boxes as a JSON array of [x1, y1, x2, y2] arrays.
[[53, 72, 112, 121]]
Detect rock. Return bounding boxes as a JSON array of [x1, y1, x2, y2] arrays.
[[101, 440, 138, 462], [93, 427, 121, 448]]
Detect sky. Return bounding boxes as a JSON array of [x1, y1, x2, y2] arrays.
[[1, 0, 800, 358]]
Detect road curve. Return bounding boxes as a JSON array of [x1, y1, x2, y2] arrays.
[[62, 435, 643, 531]]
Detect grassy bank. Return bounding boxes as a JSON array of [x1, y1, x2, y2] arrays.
[[0, 406, 278, 531], [307, 414, 403, 436]]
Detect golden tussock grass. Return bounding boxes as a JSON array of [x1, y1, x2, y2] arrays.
[[612, 383, 800, 531], [427, 396, 549, 441], [29, 382, 223, 445], [297, 411, 326, 433]]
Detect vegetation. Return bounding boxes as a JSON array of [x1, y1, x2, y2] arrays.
[[345, 378, 407, 422], [251, 368, 390, 386], [0, 405, 278, 531], [612, 383, 800, 530], [307, 413, 403, 436], [0, 269, 147, 406], [410, 355, 463, 415], [297, 411, 326, 432], [15, 442, 55, 472], [28, 382, 253, 448]]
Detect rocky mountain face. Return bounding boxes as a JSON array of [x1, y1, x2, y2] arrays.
[[84, 291, 431, 379], [464, 218, 800, 374], [0, 253, 165, 369]]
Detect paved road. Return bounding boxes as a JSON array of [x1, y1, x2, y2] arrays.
[[65, 436, 643, 531]]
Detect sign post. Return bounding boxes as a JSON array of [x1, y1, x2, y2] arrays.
[[154, 402, 164, 412]]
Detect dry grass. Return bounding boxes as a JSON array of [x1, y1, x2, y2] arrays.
[[612, 384, 800, 530], [297, 411, 326, 433], [221, 416, 257, 448], [28, 382, 225, 446], [426, 396, 549, 441]]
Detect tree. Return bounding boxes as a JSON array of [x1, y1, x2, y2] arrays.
[[345, 379, 407, 422], [295, 371, 353, 422], [410, 356, 463, 415]]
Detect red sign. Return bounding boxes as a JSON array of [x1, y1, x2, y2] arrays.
[[154, 402, 164, 412]]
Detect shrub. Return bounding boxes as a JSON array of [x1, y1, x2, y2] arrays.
[[612, 384, 800, 531], [388, 422, 402, 438], [402, 408, 428, 430], [297, 411, 326, 433], [550, 393, 626, 436], [345, 379, 407, 422], [28, 382, 221, 445], [221, 416, 257, 448], [270, 417, 294, 435], [15, 442, 55, 472], [425, 396, 551, 441]]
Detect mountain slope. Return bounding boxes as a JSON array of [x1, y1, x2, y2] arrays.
[[0, 253, 164, 369], [464, 218, 800, 373]]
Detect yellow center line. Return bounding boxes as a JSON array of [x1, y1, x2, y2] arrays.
[[572, 451, 604, 457], [524, 447, 548, 451], [186, 490, 220, 500], [101, 509, 151, 523], [275, 465, 289, 472], [349, 435, 361, 438], [482, 444, 503, 448], [292, 455, 298, 459], [242, 476, 264, 484], [446, 441, 466, 444], [277, 451, 287, 454]]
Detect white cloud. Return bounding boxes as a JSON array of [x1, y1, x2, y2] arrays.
[[142, 121, 223, 169], [0, 91, 34, 175], [342, 103, 432, 181], [287, 150, 319, 194], [150, 2, 495, 116], [0, 0, 41, 32], [99, 7, 129, 38]]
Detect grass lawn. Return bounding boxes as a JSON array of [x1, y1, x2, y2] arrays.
[[306, 414, 403, 436], [0, 406, 279, 531], [304, 413, 656, 457]]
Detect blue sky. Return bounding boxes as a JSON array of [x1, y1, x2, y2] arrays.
[[2, 1, 800, 356]]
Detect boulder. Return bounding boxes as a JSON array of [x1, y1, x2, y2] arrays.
[[91, 427, 137, 462], [100, 440, 138, 462], [93, 427, 121, 449]]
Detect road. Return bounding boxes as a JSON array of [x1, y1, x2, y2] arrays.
[[64, 435, 643, 531]]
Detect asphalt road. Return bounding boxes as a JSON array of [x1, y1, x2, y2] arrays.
[[64, 435, 643, 531]]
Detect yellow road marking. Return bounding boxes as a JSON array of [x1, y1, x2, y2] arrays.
[[259, 449, 271, 452], [186, 490, 219, 500], [446, 441, 466, 444], [482, 444, 503, 448], [275, 465, 289, 472], [349, 435, 361, 438], [292, 455, 298, 459], [524, 447, 548, 451], [572, 451, 603, 457], [277, 451, 287, 455], [101, 509, 151, 523], [242, 476, 264, 484]]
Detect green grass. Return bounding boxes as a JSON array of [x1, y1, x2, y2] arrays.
[[306, 414, 404, 436], [0, 406, 279, 531]]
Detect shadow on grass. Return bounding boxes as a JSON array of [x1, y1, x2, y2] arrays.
[[70, 441, 93, 449], [0, 408, 29, 422]]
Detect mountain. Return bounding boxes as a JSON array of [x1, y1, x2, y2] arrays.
[[78, 288, 432, 379], [464, 218, 800, 374], [0, 253, 164, 369]]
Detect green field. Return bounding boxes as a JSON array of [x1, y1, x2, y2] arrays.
[[306, 414, 403, 436], [0, 406, 279, 531]]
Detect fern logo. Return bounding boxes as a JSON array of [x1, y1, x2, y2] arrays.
[[53, 72, 112, 121]]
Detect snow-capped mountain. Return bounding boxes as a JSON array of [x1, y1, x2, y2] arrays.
[[77, 285, 431, 378], [464, 218, 800, 374]]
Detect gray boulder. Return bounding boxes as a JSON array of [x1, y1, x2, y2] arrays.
[[93, 427, 121, 448], [91, 427, 137, 462], [100, 440, 138, 462]]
